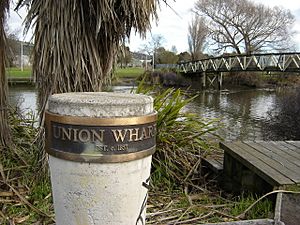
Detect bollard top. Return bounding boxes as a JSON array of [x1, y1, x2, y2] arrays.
[[45, 92, 156, 163], [48, 92, 154, 117]]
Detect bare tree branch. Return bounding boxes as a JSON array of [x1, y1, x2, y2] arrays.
[[195, 0, 295, 54], [188, 15, 209, 60]]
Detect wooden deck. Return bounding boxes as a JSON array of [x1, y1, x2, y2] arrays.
[[219, 141, 300, 191], [202, 154, 224, 174]]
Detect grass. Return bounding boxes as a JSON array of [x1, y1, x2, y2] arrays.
[[115, 67, 144, 78], [6, 66, 144, 79], [147, 190, 274, 224], [6, 67, 32, 78], [230, 194, 273, 220], [3, 67, 138, 81], [0, 109, 54, 224]]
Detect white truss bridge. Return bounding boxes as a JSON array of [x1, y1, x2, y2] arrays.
[[178, 52, 300, 74]]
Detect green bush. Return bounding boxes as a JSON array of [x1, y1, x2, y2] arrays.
[[136, 80, 221, 189]]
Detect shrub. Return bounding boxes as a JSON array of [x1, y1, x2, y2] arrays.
[[136, 80, 221, 189]]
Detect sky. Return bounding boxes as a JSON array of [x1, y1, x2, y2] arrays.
[[7, 0, 300, 54]]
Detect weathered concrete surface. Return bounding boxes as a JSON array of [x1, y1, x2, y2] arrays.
[[275, 192, 300, 225], [47, 92, 154, 225], [48, 92, 153, 117]]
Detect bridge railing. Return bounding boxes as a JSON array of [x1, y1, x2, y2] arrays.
[[178, 52, 300, 73]]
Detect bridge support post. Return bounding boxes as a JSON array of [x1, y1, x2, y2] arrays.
[[202, 72, 206, 89], [218, 72, 223, 90]]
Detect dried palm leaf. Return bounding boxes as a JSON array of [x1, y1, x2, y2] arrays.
[[16, 0, 160, 121], [15, 0, 167, 171]]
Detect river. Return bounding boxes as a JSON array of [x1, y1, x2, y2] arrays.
[[8, 85, 300, 141]]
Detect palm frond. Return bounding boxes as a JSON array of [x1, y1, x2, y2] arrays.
[[16, 0, 159, 122], [14, 0, 163, 168]]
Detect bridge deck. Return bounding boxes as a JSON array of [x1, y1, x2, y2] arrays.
[[219, 141, 300, 189], [179, 52, 300, 73]]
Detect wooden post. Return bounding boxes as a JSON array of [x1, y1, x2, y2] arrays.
[[218, 72, 223, 90], [202, 72, 206, 89]]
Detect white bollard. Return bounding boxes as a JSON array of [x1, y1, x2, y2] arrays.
[[45, 92, 156, 225]]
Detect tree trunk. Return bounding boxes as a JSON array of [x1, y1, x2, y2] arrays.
[[0, 0, 11, 149]]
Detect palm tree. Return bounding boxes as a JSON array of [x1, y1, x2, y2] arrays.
[[16, 0, 161, 122], [0, 0, 10, 148], [15, 0, 167, 169]]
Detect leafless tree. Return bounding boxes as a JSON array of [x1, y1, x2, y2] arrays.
[[195, 0, 295, 54], [188, 15, 209, 60], [141, 34, 165, 65], [142, 34, 165, 53]]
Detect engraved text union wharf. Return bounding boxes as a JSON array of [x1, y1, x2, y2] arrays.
[[52, 124, 157, 143]]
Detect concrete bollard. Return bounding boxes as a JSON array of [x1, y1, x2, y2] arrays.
[[45, 92, 157, 225]]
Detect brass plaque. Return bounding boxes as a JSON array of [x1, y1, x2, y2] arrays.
[[45, 112, 157, 163]]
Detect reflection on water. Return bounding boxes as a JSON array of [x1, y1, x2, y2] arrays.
[[9, 85, 38, 115], [8, 85, 298, 141], [8, 86, 133, 115], [185, 88, 291, 141], [112, 86, 135, 93]]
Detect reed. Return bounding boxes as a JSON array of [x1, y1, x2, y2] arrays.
[[136, 80, 221, 189]]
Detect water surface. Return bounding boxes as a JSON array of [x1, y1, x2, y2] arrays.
[[9, 85, 299, 141]]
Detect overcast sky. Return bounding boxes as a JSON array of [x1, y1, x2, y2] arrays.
[[7, 0, 300, 53], [129, 0, 300, 53]]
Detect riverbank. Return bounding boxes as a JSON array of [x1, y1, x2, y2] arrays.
[[0, 118, 273, 225], [9, 67, 300, 90], [6, 66, 144, 79], [0, 137, 273, 224], [223, 71, 300, 88], [1, 85, 276, 224], [141, 70, 300, 90], [6, 67, 144, 86]]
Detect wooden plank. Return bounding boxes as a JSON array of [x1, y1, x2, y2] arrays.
[[245, 142, 300, 182], [250, 142, 300, 171], [280, 193, 300, 225], [271, 141, 300, 162], [220, 142, 295, 186], [233, 142, 299, 184], [202, 156, 223, 173], [269, 141, 300, 166], [286, 141, 300, 153], [279, 141, 300, 158]]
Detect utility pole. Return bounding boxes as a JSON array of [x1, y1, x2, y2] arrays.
[[20, 41, 24, 71], [152, 50, 155, 71]]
